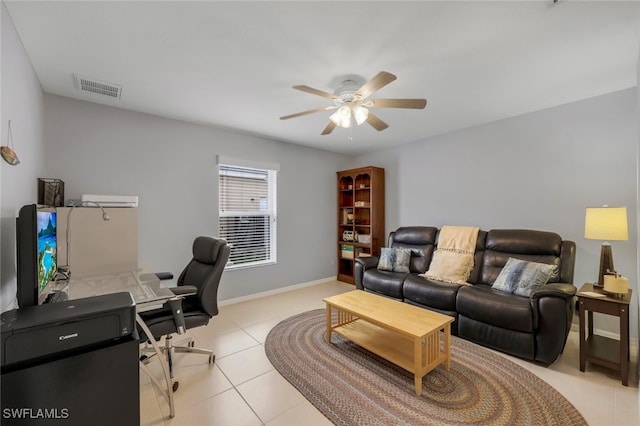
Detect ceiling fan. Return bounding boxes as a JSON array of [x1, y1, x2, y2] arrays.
[[280, 71, 427, 135]]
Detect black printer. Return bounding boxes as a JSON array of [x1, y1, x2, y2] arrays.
[[1, 292, 139, 425], [1, 292, 136, 369]]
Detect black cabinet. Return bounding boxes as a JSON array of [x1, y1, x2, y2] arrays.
[[2, 335, 139, 426]]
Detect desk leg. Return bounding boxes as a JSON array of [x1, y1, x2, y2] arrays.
[[579, 300, 586, 372], [620, 305, 629, 386], [136, 313, 175, 418]]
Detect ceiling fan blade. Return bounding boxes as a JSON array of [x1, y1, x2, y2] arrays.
[[366, 112, 389, 132], [321, 121, 336, 135], [280, 106, 336, 120], [356, 71, 397, 100], [371, 98, 427, 109], [293, 85, 337, 100]]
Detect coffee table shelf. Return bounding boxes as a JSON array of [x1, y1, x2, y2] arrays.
[[324, 290, 453, 395], [333, 318, 445, 376]]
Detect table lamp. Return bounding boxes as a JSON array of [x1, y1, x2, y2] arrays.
[[584, 206, 628, 287]]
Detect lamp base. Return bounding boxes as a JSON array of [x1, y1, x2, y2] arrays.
[[595, 243, 614, 287]]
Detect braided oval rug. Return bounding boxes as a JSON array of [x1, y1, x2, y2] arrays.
[[265, 309, 586, 426]]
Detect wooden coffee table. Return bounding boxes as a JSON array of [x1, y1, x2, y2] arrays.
[[323, 290, 453, 395]]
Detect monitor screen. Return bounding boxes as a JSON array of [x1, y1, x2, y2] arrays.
[[36, 210, 57, 293]]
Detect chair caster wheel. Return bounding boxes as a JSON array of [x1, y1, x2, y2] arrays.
[[172, 381, 179, 392], [209, 355, 215, 365], [139, 354, 148, 362]]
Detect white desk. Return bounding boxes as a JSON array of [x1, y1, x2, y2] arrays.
[[56, 269, 176, 418]]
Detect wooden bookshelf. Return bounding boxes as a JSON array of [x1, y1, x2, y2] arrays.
[[337, 166, 385, 284]]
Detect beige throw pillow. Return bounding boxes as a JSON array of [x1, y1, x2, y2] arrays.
[[421, 250, 473, 285]]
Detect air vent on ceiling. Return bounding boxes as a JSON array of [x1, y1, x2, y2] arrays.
[[73, 74, 122, 99]]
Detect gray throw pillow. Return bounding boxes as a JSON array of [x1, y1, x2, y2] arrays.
[[377, 248, 411, 273], [492, 257, 557, 297], [394, 248, 412, 273]]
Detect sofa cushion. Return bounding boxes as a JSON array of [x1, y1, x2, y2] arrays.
[[492, 257, 557, 297], [389, 227, 438, 273], [456, 285, 534, 332], [403, 275, 460, 312], [377, 248, 411, 273], [458, 316, 535, 360], [421, 250, 474, 285], [466, 230, 487, 284], [361, 269, 407, 299], [481, 229, 562, 285]]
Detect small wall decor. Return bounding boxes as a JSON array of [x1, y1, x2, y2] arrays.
[[1, 120, 20, 165]]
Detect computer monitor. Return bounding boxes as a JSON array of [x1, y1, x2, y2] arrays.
[[37, 208, 57, 293], [16, 204, 57, 307]]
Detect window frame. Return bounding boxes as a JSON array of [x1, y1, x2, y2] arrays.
[[217, 159, 278, 270]]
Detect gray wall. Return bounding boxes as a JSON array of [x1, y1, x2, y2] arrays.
[[636, 44, 639, 379], [0, 3, 46, 311], [43, 95, 349, 301], [354, 88, 638, 340]]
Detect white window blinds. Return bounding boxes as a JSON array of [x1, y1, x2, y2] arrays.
[[218, 163, 277, 268]]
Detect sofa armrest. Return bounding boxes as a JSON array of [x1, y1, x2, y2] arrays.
[[355, 256, 380, 270], [529, 283, 577, 365], [354, 256, 380, 290], [530, 283, 576, 301]]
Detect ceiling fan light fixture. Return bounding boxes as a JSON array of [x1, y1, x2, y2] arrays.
[[282, 71, 427, 135], [351, 104, 369, 126], [329, 106, 352, 128]]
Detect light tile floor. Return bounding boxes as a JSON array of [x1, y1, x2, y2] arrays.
[[140, 281, 639, 426]]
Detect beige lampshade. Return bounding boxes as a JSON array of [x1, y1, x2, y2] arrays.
[[584, 206, 629, 241]]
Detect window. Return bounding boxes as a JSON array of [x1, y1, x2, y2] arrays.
[[218, 162, 277, 269]]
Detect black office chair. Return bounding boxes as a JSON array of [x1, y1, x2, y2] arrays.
[[139, 236, 230, 391]]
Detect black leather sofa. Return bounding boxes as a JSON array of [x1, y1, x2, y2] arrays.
[[354, 226, 576, 365]]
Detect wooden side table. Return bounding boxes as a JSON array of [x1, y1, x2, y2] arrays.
[[577, 283, 632, 386]]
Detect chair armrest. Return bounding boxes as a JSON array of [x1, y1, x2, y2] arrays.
[[530, 283, 577, 301], [155, 272, 174, 281], [170, 285, 198, 297], [139, 272, 174, 282], [166, 298, 186, 334], [165, 286, 198, 334]]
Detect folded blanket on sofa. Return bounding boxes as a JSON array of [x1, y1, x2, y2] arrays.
[[420, 225, 480, 285]]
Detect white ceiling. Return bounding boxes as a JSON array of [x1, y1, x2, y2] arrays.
[[5, 1, 639, 155]]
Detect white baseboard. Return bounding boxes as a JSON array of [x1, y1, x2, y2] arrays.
[[595, 329, 638, 357], [218, 276, 337, 307], [572, 319, 639, 358]]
